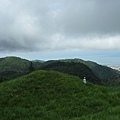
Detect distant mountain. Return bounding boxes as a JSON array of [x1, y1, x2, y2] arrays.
[[0, 56, 29, 72], [41, 61, 101, 84], [0, 56, 29, 81], [107, 75, 120, 86], [33, 60, 45, 63], [58, 58, 119, 83], [0, 56, 119, 85], [0, 56, 42, 81]]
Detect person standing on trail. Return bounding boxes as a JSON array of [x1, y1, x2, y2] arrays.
[[83, 77, 86, 85]]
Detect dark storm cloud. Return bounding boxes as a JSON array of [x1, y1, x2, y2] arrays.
[[0, 0, 120, 52], [0, 35, 38, 51], [56, 0, 120, 35]]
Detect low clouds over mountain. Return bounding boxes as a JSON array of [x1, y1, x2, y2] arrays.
[[0, 0, 120, 52]]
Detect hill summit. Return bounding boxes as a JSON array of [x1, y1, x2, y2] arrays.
[[41, 61, 101, 84], [0, 70, 120, 119], [0, 56, 120, 85]]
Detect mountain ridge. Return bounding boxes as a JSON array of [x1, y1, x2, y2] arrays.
[[58, 58, 119, 80], [41, 61, 101, 84], [0, 70, 119, 119], [0, 56, 120, 85]]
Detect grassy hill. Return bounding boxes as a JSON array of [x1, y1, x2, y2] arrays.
[[0, 56, 30, 81], [0, 56, 120, 85], [59, 58, 118, 80], [0, 70, 120, 120], [106, 75, 120, 86], [41, 61, 101, 84], [0, 56, 30, 71], [0, 56, 43, 82]]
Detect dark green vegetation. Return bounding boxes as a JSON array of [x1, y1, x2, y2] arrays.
[[0, 70, 120, 120], [0, 56, 120, 85], [59, 58, 119, 81], [107, 75, 120, 86], [41, 61, 101, 84], [40, 58, 120, 85], [0, 56, 29, 72], [0, 56, 42, 82], [0, 56, 29, 81]]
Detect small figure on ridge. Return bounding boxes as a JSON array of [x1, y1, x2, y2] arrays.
[[83, 77, 86, 85]]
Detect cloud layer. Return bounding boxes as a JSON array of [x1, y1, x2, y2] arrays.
[[0, 0, 120, 52]]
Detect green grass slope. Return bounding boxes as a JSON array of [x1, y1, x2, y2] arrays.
[[41, 61, 101, 84], [0, 56, 43, 82], [0, 56, 44, 73], [0, 70, 120, 120], [0, 56, 119, 85], [0, 56, 29, 71], [106, 75, 120, 86], [0, 56, 30, 81], [59, 58, 119, 85]]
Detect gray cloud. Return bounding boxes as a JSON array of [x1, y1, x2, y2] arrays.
[[0, 0, 120, 52], [56, 0, 120, 35]]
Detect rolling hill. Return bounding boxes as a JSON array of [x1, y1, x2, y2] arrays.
[[0, 70, 120, 120], [0, 56, 119, 85], [0, 56, 29, 81], [0, 56, 29, 71], [0, 56, 42, 82], [59, 58, 119, 80], [41, 61, 101, 84]]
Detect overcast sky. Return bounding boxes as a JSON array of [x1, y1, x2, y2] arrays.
[[0, 0, 120, 65]]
